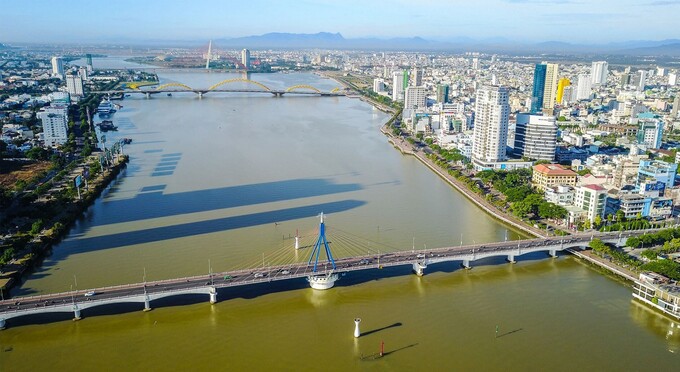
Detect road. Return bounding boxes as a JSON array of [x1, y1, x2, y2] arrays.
[[0, 229, 645, 316]]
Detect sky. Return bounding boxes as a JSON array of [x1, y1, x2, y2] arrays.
[[2, 0, 680, 44]]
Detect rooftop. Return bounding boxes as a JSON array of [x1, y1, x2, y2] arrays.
[[533, 164, 577, 176]]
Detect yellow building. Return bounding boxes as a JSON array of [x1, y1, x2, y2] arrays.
[[532, 164, 578, 191], [556, 78, 571, 105]]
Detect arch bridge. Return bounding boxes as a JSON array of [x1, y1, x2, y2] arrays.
[[92, 80, 346, 98]]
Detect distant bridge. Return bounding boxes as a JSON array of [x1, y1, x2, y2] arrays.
[[91, 79, 347, 98], [0, 223, 652, 330]]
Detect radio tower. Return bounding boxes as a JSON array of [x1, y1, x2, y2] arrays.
[[205, 40, 212, 69]]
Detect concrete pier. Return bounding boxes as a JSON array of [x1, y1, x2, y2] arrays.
[[412, 262, 427, 276], [73, 306, 81, 321], [507, 254, 516, 263], [144, 294, 152, 312], [462, 259, 471, 269], [209, 288, 218, 304]]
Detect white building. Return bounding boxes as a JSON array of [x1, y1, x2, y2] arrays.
[[574, 184, 607, 223], [669, 72, 677, 86], [545, 185, 575, 206], [514, 114, 557, 161], [637, 117, 664, 149], [576, 74, 592, 101], [411, 68, 422, 86], [637, 70, 647, 91], [241, 49, 250, 69], [591, 61, 609, 85], [66, 74, 84, 97], [51, 56, 64, 78], [78, 66, 88, 81], [543, 63, 559, 111], [404, 86, 426, 110], [39, 105, 68, 147], [472, 85, 510, 169], [392, 71, 404, 102], [372, 78, 386, 93]]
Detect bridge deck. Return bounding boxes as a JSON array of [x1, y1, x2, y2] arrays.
[[0, 230, 645, 321]]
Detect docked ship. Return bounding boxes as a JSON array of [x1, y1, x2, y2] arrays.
[[97, 99, 116, 117], [97, 120, 117, 132]]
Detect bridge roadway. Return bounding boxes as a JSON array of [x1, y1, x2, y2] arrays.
[[0, 230, 646, 328], [90, 89, 343, 97]]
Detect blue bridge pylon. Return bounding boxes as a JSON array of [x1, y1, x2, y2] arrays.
[[308, 213, 336, 272]]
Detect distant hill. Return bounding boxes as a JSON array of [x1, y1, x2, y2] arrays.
[[613, 42, 680, 56], [216, 32, 442, 50], [212, 32, 680, 55]]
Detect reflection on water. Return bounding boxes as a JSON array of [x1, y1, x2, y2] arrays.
[[630, 299, 680, 353]]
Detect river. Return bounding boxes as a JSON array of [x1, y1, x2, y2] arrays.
[[1, 62, 678, 370]]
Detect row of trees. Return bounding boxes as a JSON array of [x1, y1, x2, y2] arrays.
[[476, 168, 568, 220]]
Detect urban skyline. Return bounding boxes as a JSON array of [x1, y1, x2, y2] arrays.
[[3, 0, 680, 44]]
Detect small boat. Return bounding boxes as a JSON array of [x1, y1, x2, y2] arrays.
[[84, 290, 97, 297], [167, 93, 172, 96]]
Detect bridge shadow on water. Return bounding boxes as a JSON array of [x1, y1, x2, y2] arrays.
[[61, 199, 365, 256], [86, 178, 363, 226]]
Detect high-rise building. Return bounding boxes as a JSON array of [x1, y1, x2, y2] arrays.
[[672, 95, 679, 119], [562, 86, 574, 105], [404, 86, 427, 110], [530, 64, 547, 113], [637, 117, 664, 149], [86, 53, 93, 72], [66, 74, 84, 96], [51, 56, 64, 78], [372, 78, 386, 93], [637, 70, 647, 91], [39, 105, 68, 146], [472, 85, 510, 169], [514, 114, 557, 161], [591, 61, 609, 85], [392, 71, 404, 102], [669, 72, 677, 86], [78, 66, 88, 81], [472, 58, 479, 70], [576, 74, 592, 101], [530, 63, 558, 113], [542, 63, 559, 112], [436, 84, 449, 103], [411, 68, 422, 86], [241, 49, 250, 69], [556, 78, 571, 105], [402, 70, 409, 90]]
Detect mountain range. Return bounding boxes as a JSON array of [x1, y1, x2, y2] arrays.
[[213, 32, 680, 56]]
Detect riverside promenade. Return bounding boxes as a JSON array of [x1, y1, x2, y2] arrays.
[[381, 127, 546, 238]]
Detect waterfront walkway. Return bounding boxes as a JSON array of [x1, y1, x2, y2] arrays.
[[383, 130, 547, 238]]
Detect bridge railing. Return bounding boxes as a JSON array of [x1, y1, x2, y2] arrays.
[[0, 228, 666, 306]]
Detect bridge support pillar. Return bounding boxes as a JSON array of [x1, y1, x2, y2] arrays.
[[462, 259, 471, 269], [73, 306, 82, 321], [209, 287, 218, 304], [0, 318, 5, 330], [507, 254, 516, 264], [145, 92, 151, 99], [549, 249, 557, 258], [412, 262, 427, 276], [144, 294, 152, 312], [198, 92, 203, 99]]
